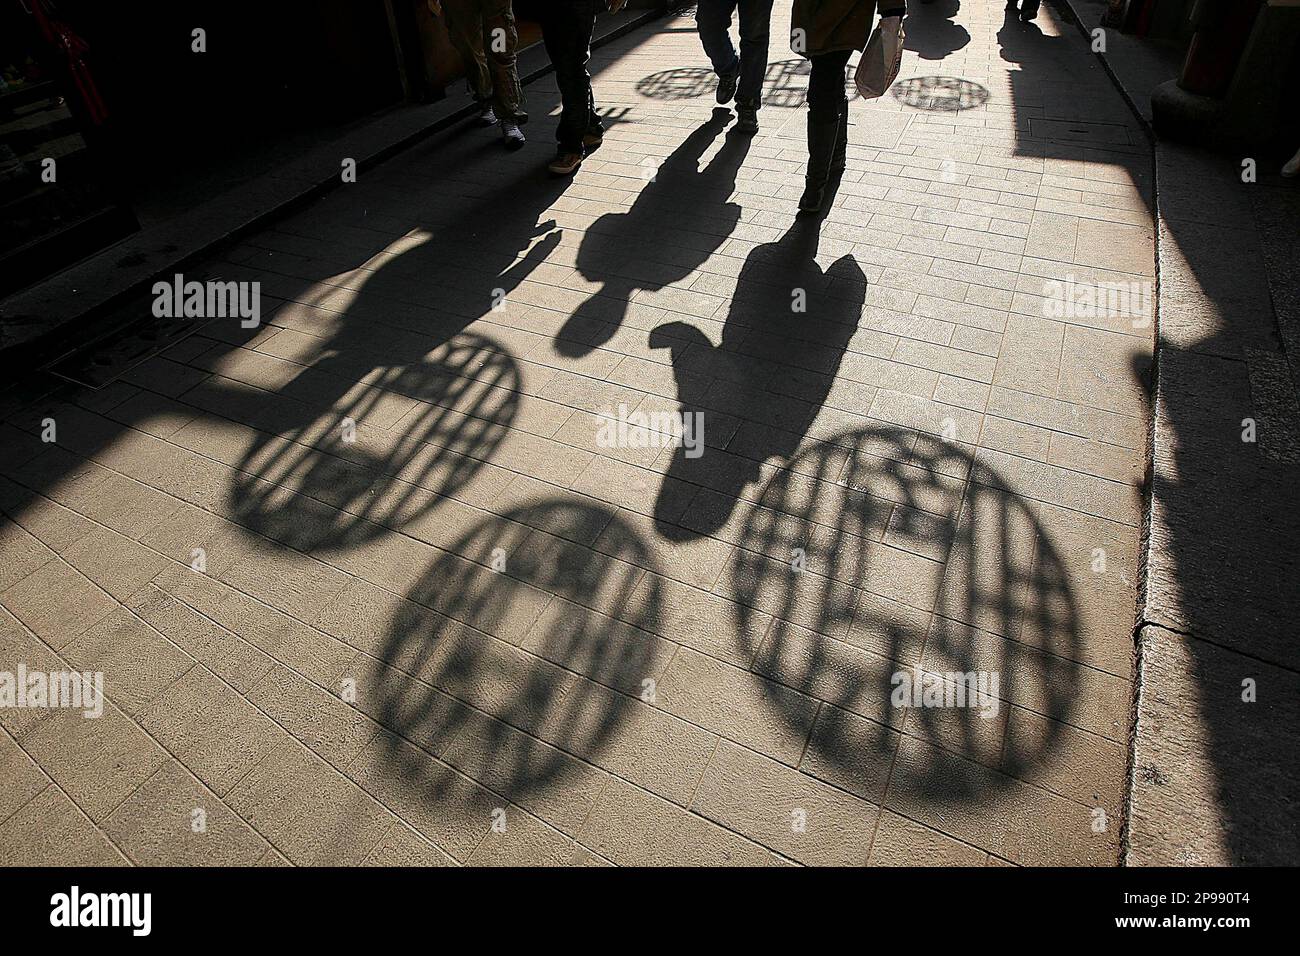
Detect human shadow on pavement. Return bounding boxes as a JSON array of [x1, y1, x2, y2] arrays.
[[905, 0, 972, 61], [222, 162, 574, 554], [558, 107, 751, 357], [649, 215, 866, 541], [372, 500, 663, 803], [728, 426, 1082, 805]]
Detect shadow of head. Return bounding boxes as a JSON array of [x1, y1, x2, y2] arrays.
[[372, 500, 663, 800], [227, 332, 519, 552], [997, 9, 1049, 63], [904, 0, 972, 60], [728, 426, 1082, 802], [649, 222, 868, 541], [558, 111, 750, 358]]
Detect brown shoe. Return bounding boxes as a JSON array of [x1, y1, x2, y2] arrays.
[[548, 149, 584, 176]]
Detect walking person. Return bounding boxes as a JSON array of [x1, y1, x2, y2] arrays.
[[695, 0, 776, 133], [539, 0, 626, 175], [432, 0, 528, 148], [791, 0, 906, 212]]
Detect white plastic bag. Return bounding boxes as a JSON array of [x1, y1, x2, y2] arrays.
[[854, 16, 905, 100]]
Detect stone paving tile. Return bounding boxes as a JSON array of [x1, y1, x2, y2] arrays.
[[101, 761, 271, 866], [0, 0, 1152, 865], [0, 786, 127, 866], [137, 665, 282, 797], [0, 728, 48, 826], [19, 704, 169, 823], [579, 775, 778, 867], [867, 810, 988, 866], [226, 737, 396, 866], [692, 740, 880, 866]]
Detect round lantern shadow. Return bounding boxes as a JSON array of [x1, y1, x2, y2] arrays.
[[228, 331, 519, 552], [731, 427, 1080, 802], [374, 501, 663, 800], [891, 76, 990, 111], [636, 60, 858, 110]]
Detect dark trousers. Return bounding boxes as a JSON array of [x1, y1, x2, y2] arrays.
[[807, 49, 852, 124], [443, 0, 525, 122], [696, 0, 775, 107], [540, 0, 601, 152]]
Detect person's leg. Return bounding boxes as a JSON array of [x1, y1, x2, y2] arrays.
[[575, 0, 602, 144], [800, 49, 852, 211], [443, 0, 494, 117], [735, 0, 773, 108], [481, 0, 526, 124], [696, 0, 741, 87], [806, 49, 850, 125], [541, 0, 599, 172]]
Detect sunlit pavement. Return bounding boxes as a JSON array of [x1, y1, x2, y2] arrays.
[[0, 1, 1154, 865]]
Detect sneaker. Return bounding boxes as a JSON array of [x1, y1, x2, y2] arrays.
[[502, 121, 526, 149], [476, 104, 499, 126], [582, 128, 604, 151], [736, 103, 759, 135], [548, 149, 584, 176], [716, 68, 739, 105], [1283, 149, 1300, 178]]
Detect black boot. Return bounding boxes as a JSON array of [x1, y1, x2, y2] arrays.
[[830, 99, 849, 174], [798, 112, 842, 213]]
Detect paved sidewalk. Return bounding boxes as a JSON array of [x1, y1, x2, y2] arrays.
[[0, 1, 1153, 866]]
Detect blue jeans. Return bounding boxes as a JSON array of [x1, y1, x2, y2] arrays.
[[695, 0, 775, 107]]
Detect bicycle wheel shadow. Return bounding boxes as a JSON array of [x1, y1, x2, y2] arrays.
[[729, 425, 1083, 804], [369, 499, 665, 811]]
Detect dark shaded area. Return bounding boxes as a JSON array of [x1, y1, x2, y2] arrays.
[[1128, 150, 1300, 863], [1000, 3, 1298, 861], [905, 0, 973, 61], [216, 157, 576, 551], [229, 332, 520, 553]]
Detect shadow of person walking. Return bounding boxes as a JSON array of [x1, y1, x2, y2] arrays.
[[226, 159, 575, 553], [557, 107, 753, 357], [906, 0, 972, 61], [647, 215, 867, 540]]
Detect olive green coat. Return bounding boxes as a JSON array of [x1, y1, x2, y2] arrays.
[[791, 0, 879, 57]]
